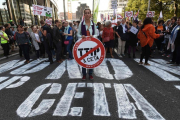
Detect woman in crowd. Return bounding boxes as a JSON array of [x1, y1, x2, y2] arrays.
[[5, 23, 14, 52], [0, 26, 9, 58], [30, 26, 41, 60], [102, 21, 114, 58], [170, 17, 180, 66], [16, 25, 30, 64], [38, 26, 45, 58], [154, 20, 166, 52], [63, 21, 73, 60], [138, 17, 163, 65], [128, 20, 139, 58], [77, 8, 98, 80], [167, 16, 177, 64], [98, 24, 104, 42], [162, 19, 171, 57]]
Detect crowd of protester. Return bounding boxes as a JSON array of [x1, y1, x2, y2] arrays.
[[0, 12, 180, 79]]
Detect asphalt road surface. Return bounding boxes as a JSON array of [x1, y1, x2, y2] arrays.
[[0, 51, 180, 120]]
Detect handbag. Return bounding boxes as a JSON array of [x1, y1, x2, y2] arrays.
[[64, 40, 69, 45], [103, 31, 110, 42]]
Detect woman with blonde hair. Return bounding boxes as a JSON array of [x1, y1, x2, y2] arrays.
[[102, 20, 114, 58], [30, 26, 41, 60]]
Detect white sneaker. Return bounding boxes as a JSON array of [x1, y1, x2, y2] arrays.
[[118, 54, 122, 58]]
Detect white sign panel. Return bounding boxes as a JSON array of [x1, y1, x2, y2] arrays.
[[32, 4, 53, 17], [125, 11, 133, 18], [130, 26, 138, 34], [146, 11, 155, 17]]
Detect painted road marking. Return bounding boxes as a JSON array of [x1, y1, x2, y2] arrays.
[[134, 59, 180, 81], [69, 107, 83, 116], [108, 58, 133, 80], [104, 83, 111, 88], [11, 59, 47, 75], [53, 83, 77, 116], [0, 77, 9, 83], [67, 59, 82, 79], [47, 83, 62, 94], [46, 61, 66, 79], [114, 84, 136, 119], [93, 83, 110, 116], [23, 62, 50, 74], [124, 84, 165, 120], [74, 92, 84, 98], [16, 83, 164, 119], [16, 83, 52, 117], [6, 76, 30, 88], [78, 82, 86, 87], [0, 76, 22, 90], [94, 59, 114, 80]]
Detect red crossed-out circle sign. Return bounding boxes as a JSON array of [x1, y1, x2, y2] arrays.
[[126, 11, 133, 18], [73, 36, 105, 69], [146, 11, 155, 17]]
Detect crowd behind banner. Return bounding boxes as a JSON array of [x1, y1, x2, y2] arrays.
[[0, 16, 180, 66]]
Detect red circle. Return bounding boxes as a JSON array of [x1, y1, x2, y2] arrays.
[[73, 37, 105, 69], [126, 12, 132, 17]]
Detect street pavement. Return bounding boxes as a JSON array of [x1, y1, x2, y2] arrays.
[[0, 50, 180, 120]]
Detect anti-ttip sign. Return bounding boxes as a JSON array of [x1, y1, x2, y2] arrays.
[[32, 4, 52, 17]]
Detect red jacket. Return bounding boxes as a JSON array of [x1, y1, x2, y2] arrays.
[[138, 24, 160, 47], [102, 27, 114, 41]]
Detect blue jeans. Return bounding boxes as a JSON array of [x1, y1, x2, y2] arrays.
[[66, 40, 73, 59], [82, 68, 93, 76]]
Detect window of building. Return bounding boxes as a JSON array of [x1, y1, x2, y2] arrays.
[[0, 0, 10, 25]]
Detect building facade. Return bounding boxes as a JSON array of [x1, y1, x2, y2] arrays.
[[0, 0, 58, 26]]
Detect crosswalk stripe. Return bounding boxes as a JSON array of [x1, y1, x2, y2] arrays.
[[114, 84, 137, 119], [124, 84, 165, 120], [10, 59, 47, 75], [93, 83, 110, 116], [108, 58, 133, 80], [46, 61, 66, 79], [0, 76, 22, 90], [134, 59, 180, 81], [67, 60, 82, 79]]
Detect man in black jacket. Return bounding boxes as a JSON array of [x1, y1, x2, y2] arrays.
[[172, 17, 180, 66], [53, 20, 62, 63], [40, 20, 53, 64]]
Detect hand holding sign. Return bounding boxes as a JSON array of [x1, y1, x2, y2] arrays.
[[73, 37, 105, 69]]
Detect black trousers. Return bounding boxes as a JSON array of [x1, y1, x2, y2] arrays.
[[19, 44, 30, 61], [175, 45, 180, 64], [40, 42, 45, 55], [55, 41, 62, 61], [140, 44, 150, 63], [1, 43, 9, 56], [43, 40, 52, 61], [18, 45, 23, 56]]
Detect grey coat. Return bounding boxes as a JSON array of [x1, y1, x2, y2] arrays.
[[30, 32, 40, 50]]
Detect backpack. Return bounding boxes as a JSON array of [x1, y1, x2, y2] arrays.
[[137, 29, 149, 47]]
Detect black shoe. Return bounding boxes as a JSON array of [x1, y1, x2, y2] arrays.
[[45, 60, 51, 62], [128, 54, 131, 58], [50, 60, 53, 64], [133, 54, 136, 58], [171, 64, 179, 66], [167, 61, 175, 64]]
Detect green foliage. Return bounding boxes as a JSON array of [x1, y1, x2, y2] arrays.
[[126, 0, 179, 22]]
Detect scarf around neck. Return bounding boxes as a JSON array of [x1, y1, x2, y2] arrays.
[[170, 25, 180, 44], [65, 25, 70, 39]]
